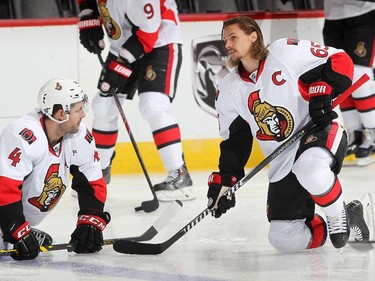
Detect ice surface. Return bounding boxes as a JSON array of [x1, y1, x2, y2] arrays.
[[1, 165, 375, 281]]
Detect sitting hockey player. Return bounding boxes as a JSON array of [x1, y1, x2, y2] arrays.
[[0, 78, 110, 260]]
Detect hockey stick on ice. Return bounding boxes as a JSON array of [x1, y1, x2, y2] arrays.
[[92, 43, 159, 213], [0, 200, 183, 256], [112, 74, 371, 255]]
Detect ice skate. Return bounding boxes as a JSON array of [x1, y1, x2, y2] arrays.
[[102, 151, 116, 185], [154, 164, 195, 201], [326, 203, 350, 249], [31, 228, 53, 247], [343, 130, 362, 166], [346, 130, 362, 156], [355, 129, 375, 166], [348, 194, 374, 242]]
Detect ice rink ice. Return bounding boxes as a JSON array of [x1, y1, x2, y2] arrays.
[[1, 164, 375, 281]]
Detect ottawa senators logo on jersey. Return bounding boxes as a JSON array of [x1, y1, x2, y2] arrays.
[[144, 66, 157, 81], [28, 164, 66, 212], [98, 0, 121, 40], [248, 90, 294, 142], [354, 42, 367, 58]]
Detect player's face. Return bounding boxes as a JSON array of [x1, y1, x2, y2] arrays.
[[65, 101, 86, 134], [223, 24, 256, 62]]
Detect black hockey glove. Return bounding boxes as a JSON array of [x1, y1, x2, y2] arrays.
[[78, 3, 104, 54], [98, 58, 133, 94], [70, 211, 111, 253], [207, 172, 237, 218], [3, 220, 40, 260], [308, 81, 338, 128]]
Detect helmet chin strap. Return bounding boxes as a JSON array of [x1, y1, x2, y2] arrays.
[[47, 113, 70, 124]]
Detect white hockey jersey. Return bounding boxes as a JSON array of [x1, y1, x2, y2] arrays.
[[95, 0, 183, 58], [0, 109, 106, 227], [324, 0, 375, 20], [216, 38, 352, 182]]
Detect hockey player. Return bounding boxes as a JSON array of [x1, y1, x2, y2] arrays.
[[206, 16, 372, 253], [323, 0, 375, 166], [0, 78, 110, 260], [77, 0, 195, 201]]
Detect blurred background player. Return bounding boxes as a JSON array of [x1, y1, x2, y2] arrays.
[[323, 0, 375, 166], [0, 78, 110, 260], [77, 0, 195, 201], [206, 16, 372, 254]]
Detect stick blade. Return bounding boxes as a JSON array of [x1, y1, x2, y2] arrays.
[[113, 240, 163, 255], [134, 198, 159, 213]]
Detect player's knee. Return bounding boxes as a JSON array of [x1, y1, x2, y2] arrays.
[[268, 220, 311, 253], [293, 148, 333, 189], [92, 92, 123, 118], [138, 92, 170, 122]]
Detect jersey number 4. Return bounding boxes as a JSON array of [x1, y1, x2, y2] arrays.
[[8, 148, 21, 167]]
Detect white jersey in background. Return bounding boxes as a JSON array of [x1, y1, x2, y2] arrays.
[[98, 0, 183, 58], [324, 0, 375, 20]]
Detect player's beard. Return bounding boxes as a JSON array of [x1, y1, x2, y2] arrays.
[[64, 122, 80, 134], [227, 55, 241, 68]]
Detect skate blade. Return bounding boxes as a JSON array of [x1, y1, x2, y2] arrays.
[[357, 155, 375, 167], [360, 193, 375, 241], [156, 187, 196, 202]]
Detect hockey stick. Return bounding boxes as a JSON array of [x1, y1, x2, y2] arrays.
[[112, 74, 371, 255], [92, 43, 159, 213], [0, 200, 183, 256]]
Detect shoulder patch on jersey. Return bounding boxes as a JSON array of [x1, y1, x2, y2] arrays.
[[85, 128, 94, 144], [19, 128, 37, 145], [286, 38, 299, 45]]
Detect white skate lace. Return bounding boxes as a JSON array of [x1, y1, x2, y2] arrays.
[[359, 129, 375, 149], [164, 168, 182, 183], [351, 225, 364, 241], [327, 210, 347, 234]]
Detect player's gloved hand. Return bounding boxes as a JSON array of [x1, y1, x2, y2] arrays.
[[207, 172, 237, 218], [308, 81, 338, 128], [70, 212, 111, 253], [3, 220, 40, 260], [98, 58, 133, 94], [78, 6, 104, 54]]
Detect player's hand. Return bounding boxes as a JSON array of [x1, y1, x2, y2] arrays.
[[3, 220, 40, 260], [308, 81, 338, 128], [207, 172, 237, 218], [78, 8, 104, 54], [98, 59, 133, 94], [70, 212, 111, 253]]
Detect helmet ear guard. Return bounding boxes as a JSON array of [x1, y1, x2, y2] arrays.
[[37, 78, 88, 123]]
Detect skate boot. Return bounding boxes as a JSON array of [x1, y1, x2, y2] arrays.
[[346, 130, 362, 156], [31, 228, 53, 247], [102, 151, 116, 185], [355, 128, 375, 166], [348, 193, 374, 242], [326, 203, 350, 249], [154, 164, 195, 201]]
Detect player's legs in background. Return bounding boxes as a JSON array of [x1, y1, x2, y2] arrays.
[[138, 43, 194, 201]]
